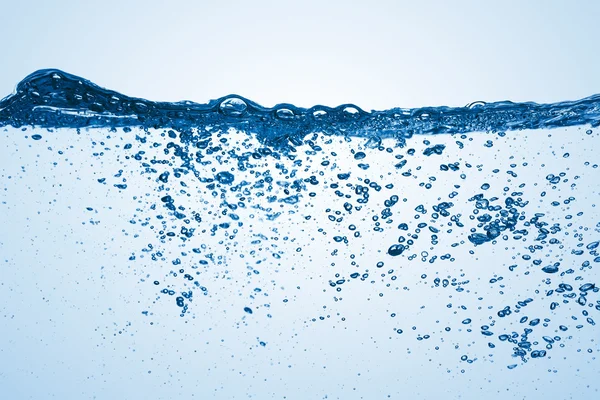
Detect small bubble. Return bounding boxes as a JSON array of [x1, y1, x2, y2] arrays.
[[215, 171, 235, 184]]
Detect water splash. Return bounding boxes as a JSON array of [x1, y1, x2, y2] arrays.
[[2, 69, 600, 145], [1, 69, 599, 377]]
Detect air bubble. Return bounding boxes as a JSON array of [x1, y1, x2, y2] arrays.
[[219, 97, 248, 116]]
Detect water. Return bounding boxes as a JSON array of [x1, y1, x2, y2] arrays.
[[1, 69, 599, 399]]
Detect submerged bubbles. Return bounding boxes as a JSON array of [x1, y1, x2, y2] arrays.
[[1, 69, 599, 377]]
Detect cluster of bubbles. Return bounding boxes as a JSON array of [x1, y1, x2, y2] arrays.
[[1, 69, 599, 370]]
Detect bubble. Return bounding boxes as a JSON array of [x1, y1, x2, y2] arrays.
[[387, 244, 406, 256], [4, 68, 600, 388], [354, 151, 366, 160], [275, 108, 295, 120], [542, 265, 559, 274], [342, 106, 360, 117], [466, 101, 486, 109], [215, 171, 235, 184], [219, 97, 248, 116]]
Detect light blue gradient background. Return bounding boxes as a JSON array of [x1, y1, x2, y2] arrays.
[[1, 1, 600, 399]]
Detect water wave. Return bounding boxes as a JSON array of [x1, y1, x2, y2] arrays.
[[2, 68, 599, 371], [2, 69, 600, 145]]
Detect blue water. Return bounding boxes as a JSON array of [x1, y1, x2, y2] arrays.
[[1, 69, 599, 399], [2, 69, 600, 142]]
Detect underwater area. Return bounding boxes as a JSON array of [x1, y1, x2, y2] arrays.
[[1, 69, 599, 399]]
